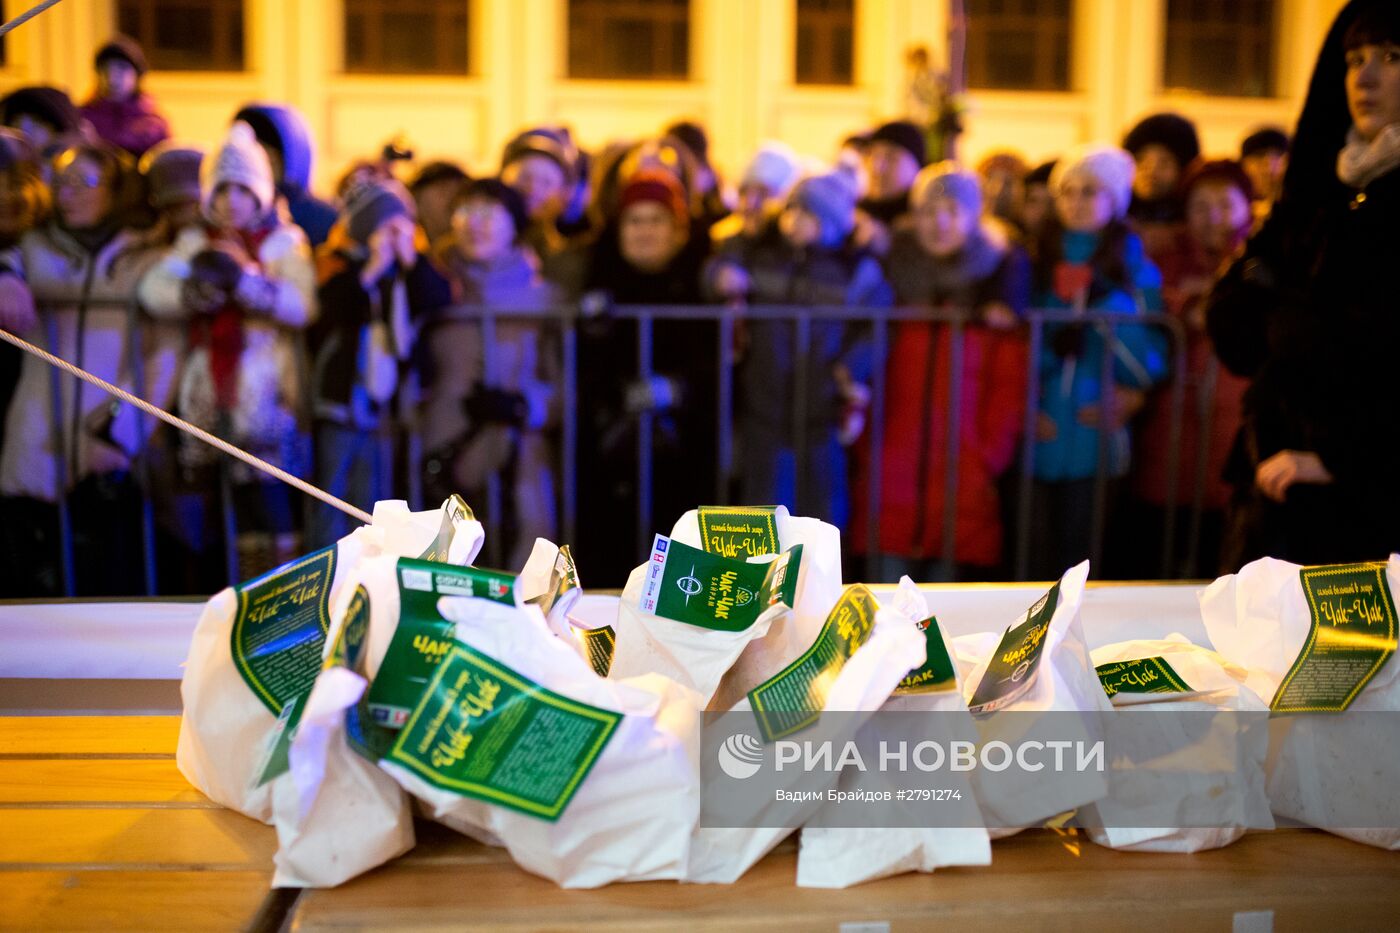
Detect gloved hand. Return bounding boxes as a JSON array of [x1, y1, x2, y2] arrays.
[[1050, 322, 1088, 358], [463, 381, 529, 428], [623, 374, 681, 414], [184, 246, 245, 314]]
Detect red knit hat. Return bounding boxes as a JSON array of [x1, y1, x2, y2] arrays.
[[618, 169, 688, 225]]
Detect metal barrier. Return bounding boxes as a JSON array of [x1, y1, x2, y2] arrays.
[[25, 302, 1209, 594]]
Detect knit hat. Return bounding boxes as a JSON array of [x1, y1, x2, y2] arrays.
[[618, 169, 689, 226], [1122, 113, 1201, 170], [664, 120, 710, 165], [869, 120, 927, 167], [343, 177, 415, 244], [500, 128, 577, 184], [1181, 158, 1255, 202], [789, 171, 858, 247], [0, 86, 83, 135], [1240, 127, 1290, 159], [455, 177, 528, 239], [1051, 144, 1136, 219], [202, 121, 276, 215], [95, 35, 149, 77], [139, 141, 203, 207], [911, 161, 982, 215], [0, 127, 37, 171], [739, 142, 802, 197], [409, 160, 469, 194]]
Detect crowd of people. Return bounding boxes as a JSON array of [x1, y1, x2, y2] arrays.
[[1, 0, 1394, 594]]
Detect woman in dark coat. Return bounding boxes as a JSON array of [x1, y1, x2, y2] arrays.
[[1207, 0, 1400, 567]]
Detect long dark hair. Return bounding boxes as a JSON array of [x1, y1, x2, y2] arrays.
[[1031, 214, 1134, 297], [50, 141, 141, 230]]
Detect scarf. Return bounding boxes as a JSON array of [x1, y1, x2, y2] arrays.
[[194, 220, 275, 411], [1337, 123, 1400, 190]]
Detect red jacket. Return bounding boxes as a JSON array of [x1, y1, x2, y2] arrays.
[[1133, 235, 1248, 511], [853, 322, 1028, 566]]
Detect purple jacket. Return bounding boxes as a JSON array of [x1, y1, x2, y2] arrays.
[[80, 93, 170, 157]]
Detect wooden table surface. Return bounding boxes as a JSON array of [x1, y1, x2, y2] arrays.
[[3, 714, 1398, 933]]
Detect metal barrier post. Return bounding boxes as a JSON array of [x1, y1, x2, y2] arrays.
[[127, 304, 158, 596], [1090, 320, 1114, 571], [792, 314, 810, 513], [480, 309, 503, 568], [1015, 316, 1043, 581], [562, 307, 578, 549], [44, 315, 75, 596], [940, 317, 965, 581], [636, 313, 654, 557], [716, 308, 735, 503], [1159, 321, 1189, 578], [1185, 353, 1219, 576], [865, 309, 888, 583], [220, 456, 239, 587]]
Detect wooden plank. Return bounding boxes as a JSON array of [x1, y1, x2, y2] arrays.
[[0, 808, 274, 868], [0, 716, 180, 756], [0, 759, 208, 805], [0, 870, 275, 932], [291, 830, 1400, 932]]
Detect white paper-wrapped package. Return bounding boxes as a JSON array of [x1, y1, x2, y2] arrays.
[[176, 497, 483, 822], [270, 585, 413, 887], [373, 590, 703, 888], [1079, 635, 1273, 853], [953, 561, 1111, 836], [667, 508, 845, 714], [518, 538, 583, 640], [686, 580, 928, 884], [797, 595, 991, 888], [609, 526, 805, 706], [1200, 555, 1400, 849]]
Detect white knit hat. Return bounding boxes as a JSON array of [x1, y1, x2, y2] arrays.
[[1050, 144, 1135, 220], [202, 121, 276, 216], [740, 142, 803, 198]]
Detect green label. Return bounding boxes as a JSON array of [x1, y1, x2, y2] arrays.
[[254, 690, 309, 787], [748, 584, 879, 741], [365, 559, 517, 729], [578, 625, 616, 678], [697, 506, 779, 558], [968, 581, 1062, 715], [419, 494, 476, 561], [386, 643, 621, 820], [1272, 562, 1398, 714], [1096, 657, 1193, 699], [640, 535, 802, 632], [230, 547, 338, 716], [893, 615, 958, 696]]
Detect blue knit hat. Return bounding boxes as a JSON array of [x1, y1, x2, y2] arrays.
[[789, 171, 857, 247]]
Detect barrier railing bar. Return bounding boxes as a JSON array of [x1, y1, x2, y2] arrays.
[[941, 315, 965, 581], [43, 315, 75, 597], [1159, 319, 1189, 578], [561, 312, 579, 549], [865, 312, 888, 584], [792, 314, 810, 513], [1015, 316, 1044, 581], [636, 312, 655, 558], [1090, 319, 1114, 570], [716, 308, 734, 503]]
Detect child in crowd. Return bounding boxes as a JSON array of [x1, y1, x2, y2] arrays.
[[138, 142, 203, 241], [1029, 144, 1167, 579], [0, 141, 171, 596], [709, 141, 803, 247], [79, 36, 170, 158], [1128, 160, 1254, 577], [139, 121, 317, 579], [309, 177, 452, 548], [708, 170, 891, 528], [855, 162, 1030, 581], [428, 178, 561, 568]]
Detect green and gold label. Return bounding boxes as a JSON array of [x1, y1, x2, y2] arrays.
[[1272, 562, 1398, 714], [365, 559, 516, 729], [1096, 656, 1193, 699], [749, 584, 879, 741], [529, 545, 582, 616], [419, 494, 476, 562], [231, 546, 337, 716], [968, 581, 1061, 715], [640, 535, 802, 632], [577, 625, 616, 678], [386, 643, 621, 821], [697, 506, 779, 559], [893, 615, 958, 696]]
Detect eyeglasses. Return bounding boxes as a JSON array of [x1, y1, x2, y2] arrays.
[[55, 171, 104, 191]]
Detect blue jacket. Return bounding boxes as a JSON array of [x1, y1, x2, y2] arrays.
[[1033, 229, 1168, 481], [234, 104, 339, 248]]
